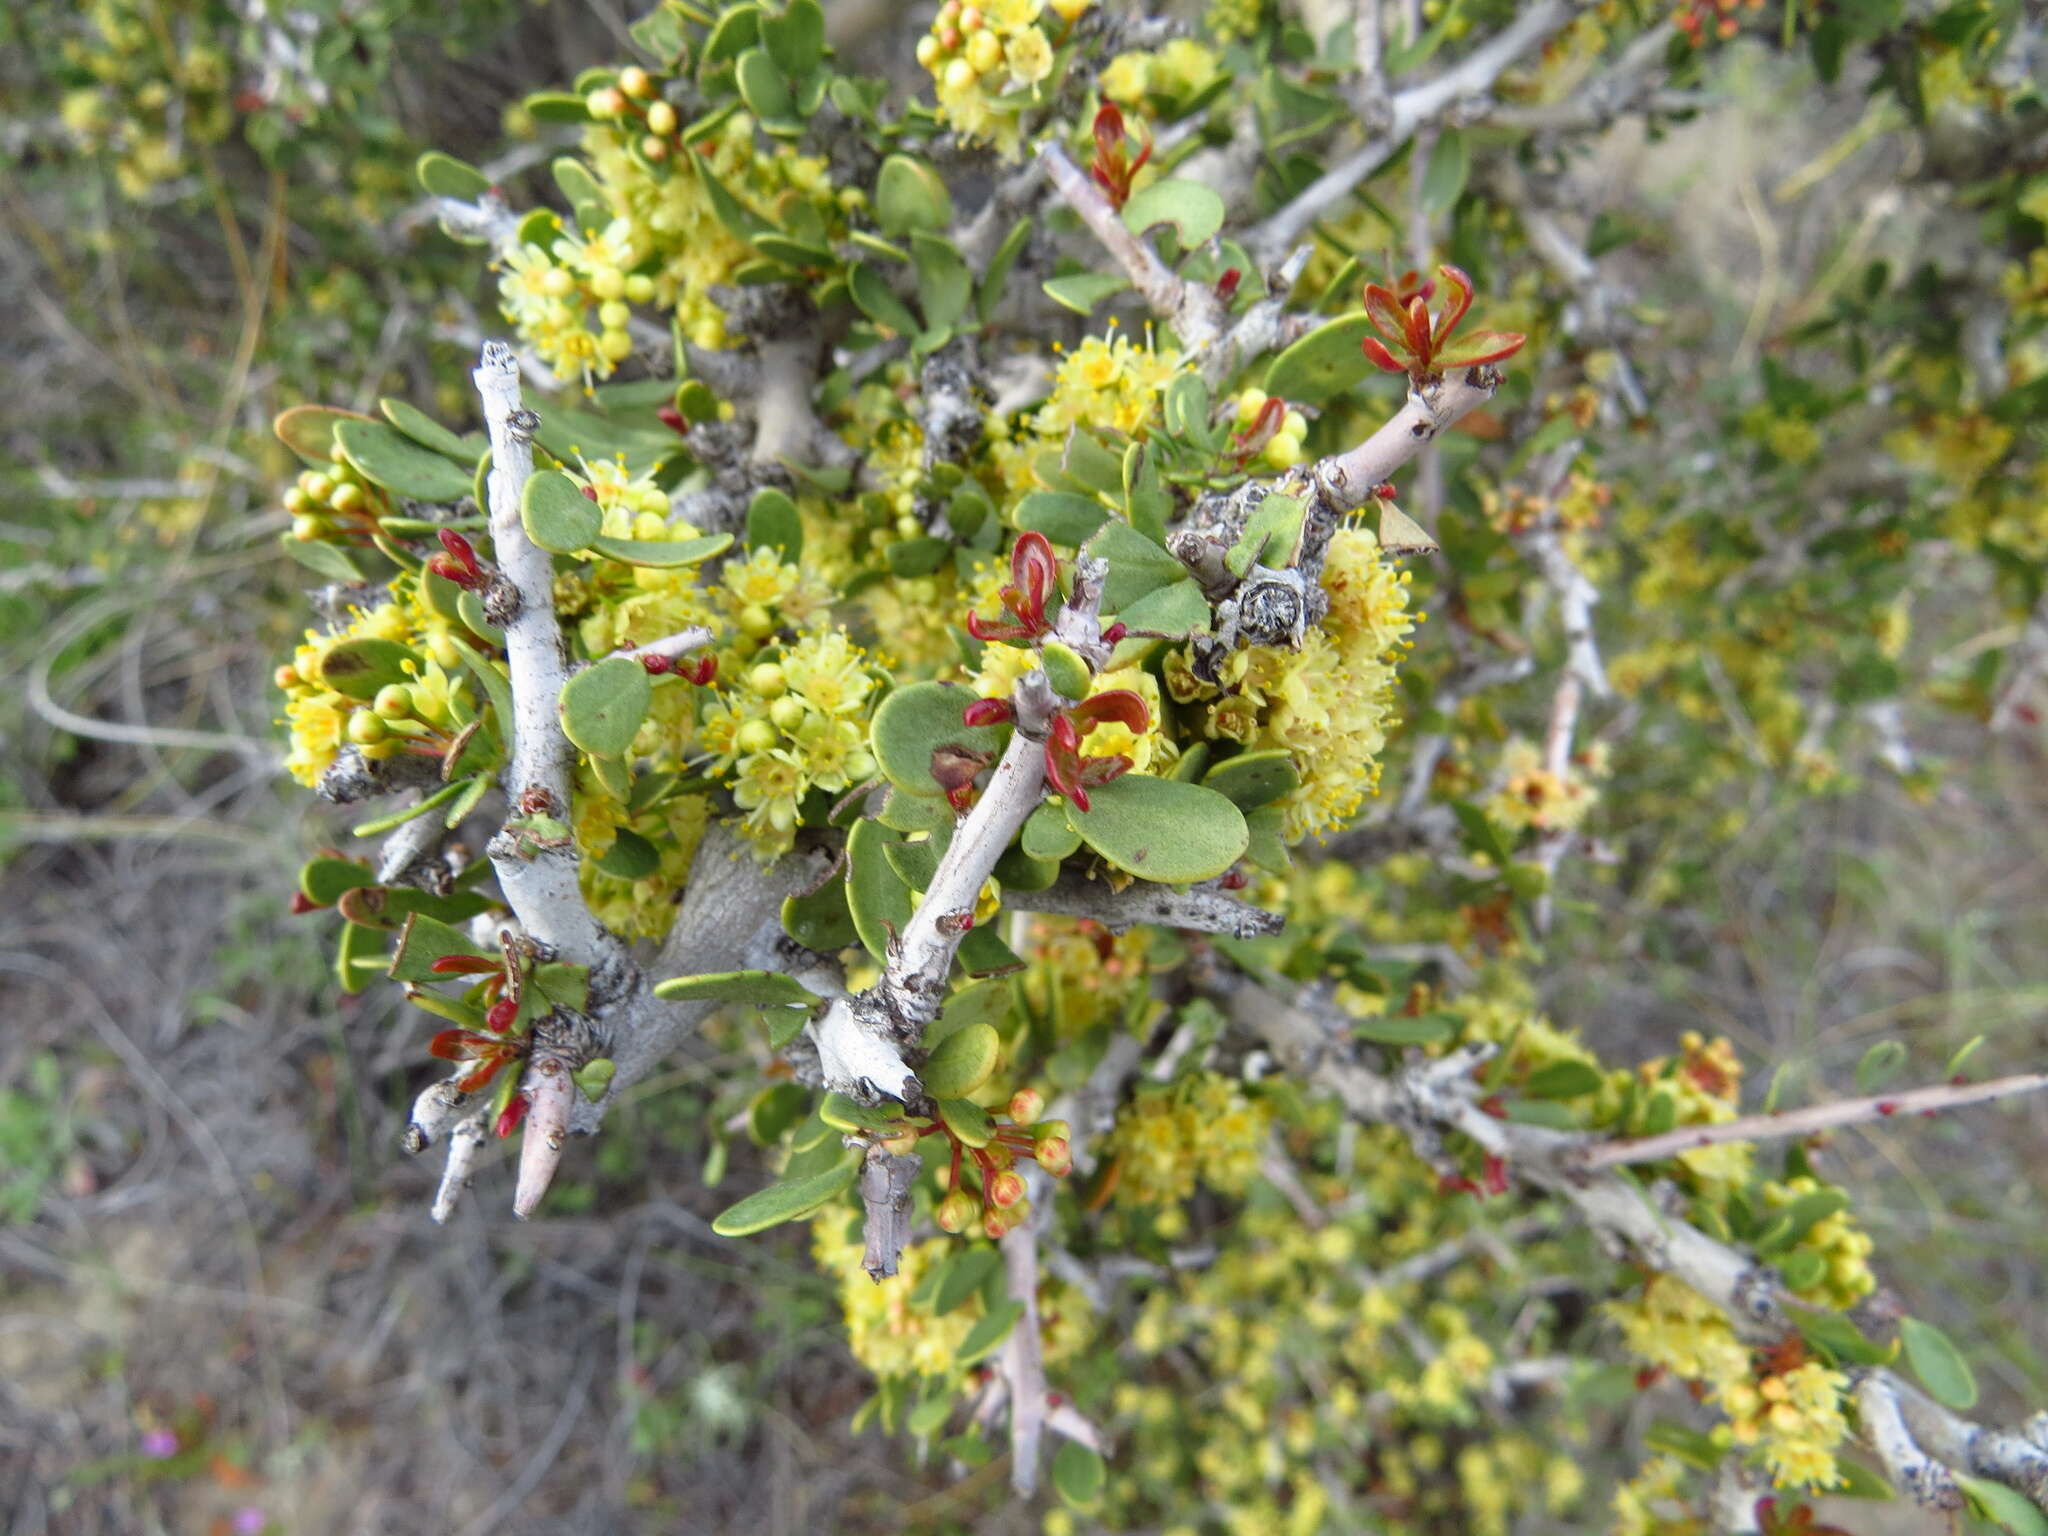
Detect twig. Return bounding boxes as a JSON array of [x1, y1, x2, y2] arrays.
[[431, 1112, 489, 1224], [1038, 143, 1224, 350], [1011, 869, 1283, 938], [1856, 1371, 1963, 1508], [1574, 1070, 2048, 1173], [998, 1184, 1051, 1496], [608, 626, 716, 667]]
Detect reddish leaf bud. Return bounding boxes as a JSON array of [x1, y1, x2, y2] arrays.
[[1101, 623, 1127, 645], [288, 890, 320, 914], [495, 1095, 530, 1139], [640, 652, 672, 674], [485, 996, 519, 1034], [962, 697, 1015, 728], [656, 404, 688, 435], [1216, 268, 1242, 301]]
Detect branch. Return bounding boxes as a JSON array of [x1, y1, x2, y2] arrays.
[[999, 1176, 1051, 1496], [1038, 143, 1225, 351], [1247, 0, 1580, 263], [431, 1112, 488, 1224], [1856, 1371, 1963, 1509], [1225, 969, 2048, 1512], [1012, 869, 1284, 939], [472, 342, 623, 972], [606, 626, 715, 667], [1574, 1070, 2048, 1173]]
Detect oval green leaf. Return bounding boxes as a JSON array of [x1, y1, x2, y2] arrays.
[[1121, 178, 1225, 248], [746, 487, 804, 561], [870, 681, 1010, 797], [522, 469, 603, 553], [876, 153, 954, 236], [587, 532, 733, 567], [710, 1146, 860, 1236], [847, 818, 914, 963], [1014, 491, 1109, 546], [1264, 313, 1375, 405], [921, 1021, 999, 1100], [1066, 774, 1248, 884], [1052, 1441, 1107, 1510], [416, 150, 490, 201], [1900, 1316, 1978, 1411], [1022, 801, 1082, 862], [559, 654, 652, 759], [274, 403, 371, 466], [316, 638, 420, 700], [1203, 749, 1301, 810], [334, 419, 477, 502]]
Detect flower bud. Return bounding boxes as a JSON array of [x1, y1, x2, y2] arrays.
[[936, 1189, 977, 1232], [625, 273, 656, 303], [1007, 1087, 1045, 1124], [769, 694, 806, 731], [1034, 1135, 1072, 1175], [274, 665, 300, 690], [916, 35, 942, 68], [749, 662, 787, 698], [988, 1169, 1025, 1208], [618, 66, 653, 99], [943, 57, 978, 92], [300, 471, 334, 504], [599, 300, 632, 329], [373, 684, 414, 719], [646, 100, 677, 136], [347, 710, 388, 746], [283, 486, 310, 514], [737, 718, 778, 754], [965, 30, 1002, 72], [329, 481, 366, 515], [737, 603, 776, 638], [586, 86, 627, 119], [599, 329, 635, 363], [640, 135, 669, 162]]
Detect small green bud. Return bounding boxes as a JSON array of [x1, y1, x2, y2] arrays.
[[737, 718, 778, 754], [290, 514, 325, 542], [737, 603, 776, 639], [1040, 641, 1091, 701], [347, 711, 388, 746], [283, 486, 310, 514], [302, 472, 334, 505], [645, 100, 677, 137], [373, 684, 414, 720], [329, 481, 366, 515], [769, 695, 806, 731], [748, 662, 787, 698], [936, 1189, 977, 1232]]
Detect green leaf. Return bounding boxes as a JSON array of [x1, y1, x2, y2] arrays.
[[1203, 750, 1300, 810], [380, 398, 477, 463], [1243, 804, 1290, 873], [1122, 178, 1226, 248], [921, 1022, 1000, 1099], [1013, 491, 1109, 546], [933, 1246, 1001, 1316], [594, 827, 661, 880], [746, 487, 804, 561], [315, 638, 419, 700], [847, 819, 915, 963], [1020, 802, 1082, 862], [734, 47, 795, 122], [957, 924, 1022, 977], [1163, 373, 1212, 439], [701, 2, 761, 65], [1521, 1060, 1606, 1099], [524, 91, 592, 124], [1226, 493, 1306, 576], [388, 913, 489, 982], [531, 402, 680, 476], [884, 836, 942, 891], [762, 0, 826, 77], [935, 1096, 994, 1147], [1785, 1303, 1892, 1366], [552, 156, 609, 235], [848, 261, 921, 336], [559, 655, 652, 759], [820, 1091, 898, 1134], [1086, 520, 1188, 612], [1957, 1475, 2048, 1535], [334, 419, 477, 502], [299, 856, 375, 907], [782, 874, 857, 951], [977, 217, 1032, 322], [1450, 799, 1514, 865], [1643, 1418, 1723, 1471], [522, 469, 603, 553], [1067, 774, 1248, 884], [1855, 1038, 1907, 1094], [587, 532, 732, 567], [911, 232, 972, 332], [415, 150, 490, 200], [887, 537, 951, 578], [655, 967, 822, 1007], [1754, 1189, 1850, 1255], [710, 1146, 860, 1236], [1901, 1317, 1978, 1410], [875, 154, 954, 235], [1352, 1011, 1458, 1046], [1043, 272, 1131, 315], [335, 919, 380, 995], [1051, 1442, 1107, 1510], [1419, 129, 1470, 217], [870, 681, 1011, 797], [282, 535, 365, 583], [1116, 579, 1211, 638], [447, 635, 514, 742], [689, 152, 770, 241], [1263, 314, 1374, 405], [956, 1299, 1024, 1365]]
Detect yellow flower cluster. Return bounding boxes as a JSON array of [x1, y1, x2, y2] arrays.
[[1634, 1030, 1752, 1187], [58, 0, 232, 196], [1098, 39, 1224, 114], [1167, 526, 1416, 840], [699, 627, 882, 855], [277, 590, 468, 788], [813, 1217, 981, 1380], [1204, 0, 1266, 42], [1609, 1274, 1849, 1492], [496, 108, 838, 374], [920, 0, 1080, 158], [1484, 735, 1601, 836], [1104, 1072, 1268, 1208], [1760, 1176, 1876, 1309], [1030, 326, 1188, 443]]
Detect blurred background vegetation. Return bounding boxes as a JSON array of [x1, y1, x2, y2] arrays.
[[1, 2, 2043, 1532]]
